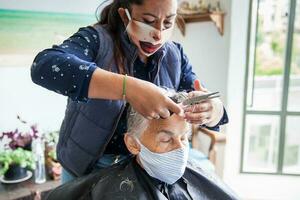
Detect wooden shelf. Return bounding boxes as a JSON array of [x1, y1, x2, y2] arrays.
[[176, 12, 225, 36]]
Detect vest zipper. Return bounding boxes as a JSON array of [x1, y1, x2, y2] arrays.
[[88, 102, 127, 173], [130, 51, 138, 76], [152, 55, 164, 83]]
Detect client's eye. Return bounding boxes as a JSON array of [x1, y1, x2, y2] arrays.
[[143, 19, 155, 24], [161, 138, 171, 143], [160, 135, 172, 143]]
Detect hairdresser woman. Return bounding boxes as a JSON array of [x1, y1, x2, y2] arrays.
[[31, 0, 228, 183]]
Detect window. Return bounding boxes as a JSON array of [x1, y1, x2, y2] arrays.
[[241, 0, 300, 175]]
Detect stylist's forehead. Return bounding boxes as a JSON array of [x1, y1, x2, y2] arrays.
[[131, 0, 177, 18]]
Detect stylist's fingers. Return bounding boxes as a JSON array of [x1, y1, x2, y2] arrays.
[[185, 111, 210, 122], [157, 108, 170, 119], [188, 90, 207, 98], [194, 79, 208, 92], [165, 97, 185, 117], [187, 118, 210, 125], [145, 111, 159, 120], [184, 101, 212, 113]]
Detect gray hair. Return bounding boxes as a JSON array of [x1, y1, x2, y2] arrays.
[[126, 89, 190, 138]]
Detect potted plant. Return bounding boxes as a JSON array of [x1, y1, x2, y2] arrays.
[[0, 148, 35, 181], [44, 131, 61, 180], [0, 115, 39, 150]]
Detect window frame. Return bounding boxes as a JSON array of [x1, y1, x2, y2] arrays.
[[241, 0, 300, 176]]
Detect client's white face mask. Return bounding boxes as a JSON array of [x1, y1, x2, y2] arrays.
[[136, 138, 189, 184], [124, 9, 174, 56]]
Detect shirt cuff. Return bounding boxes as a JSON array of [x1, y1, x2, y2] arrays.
[[202, 107, 229, 131], [76, 63, 97, 102], [205, 98, 224, 127]]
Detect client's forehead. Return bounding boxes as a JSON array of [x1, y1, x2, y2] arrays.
[[146, 114, 189, 137]]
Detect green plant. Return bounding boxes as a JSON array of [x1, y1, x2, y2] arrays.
[[48, 150, 57, 161], [44, 131, 59, 161], [0, 148, 35, 176], [44, 131, 59, 147]]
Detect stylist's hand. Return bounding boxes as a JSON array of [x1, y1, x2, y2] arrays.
[[126, 77, 184, 120], [184, 80, 224, 126]]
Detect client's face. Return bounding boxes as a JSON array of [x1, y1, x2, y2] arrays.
[[124, 114, 190, 184], [139, 114, 189, 153], [125, 114, 190, 154]]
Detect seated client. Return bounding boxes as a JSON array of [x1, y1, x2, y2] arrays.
[[47, 92, 239, 200]]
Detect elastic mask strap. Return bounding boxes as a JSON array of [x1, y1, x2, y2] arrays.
[[125, 9, 132, 21]]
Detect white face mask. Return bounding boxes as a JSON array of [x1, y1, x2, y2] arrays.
[[124, 9, 174, 56], [136, 138, 189, 184]]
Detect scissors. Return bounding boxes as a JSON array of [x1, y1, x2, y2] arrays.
[[167, 91, 220, 116], [181, 91, 220, 106]]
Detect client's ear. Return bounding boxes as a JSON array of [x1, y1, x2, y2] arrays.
[[124, 133, 140, 155]]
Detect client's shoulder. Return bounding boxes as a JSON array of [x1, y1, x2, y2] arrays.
[[47, 158, 136, 200], [185, 159, 240, 200], [185, 159, 222, 184]]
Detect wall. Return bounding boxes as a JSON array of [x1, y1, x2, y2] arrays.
[[0, 67, 67, 145], [172, 1, 231, 106]]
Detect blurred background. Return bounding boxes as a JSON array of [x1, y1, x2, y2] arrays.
[[0, 0, 299, 199]]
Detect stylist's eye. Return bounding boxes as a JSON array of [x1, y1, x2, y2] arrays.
[[181, 135, 188, 142], [164, 21, 173, 29], [181, 137, 187, 142]]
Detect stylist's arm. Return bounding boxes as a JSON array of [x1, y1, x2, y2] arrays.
[[88, 68, 183, 120]]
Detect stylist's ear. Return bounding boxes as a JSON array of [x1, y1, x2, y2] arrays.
[[124, 133, 140, 155], [118, 8, 129, 27]]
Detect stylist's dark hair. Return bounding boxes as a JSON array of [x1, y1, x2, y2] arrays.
[[96, 0, 143, 74]]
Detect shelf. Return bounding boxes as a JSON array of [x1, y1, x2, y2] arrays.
[[176, 12, 225, 36]]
